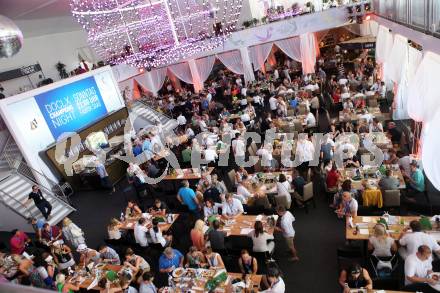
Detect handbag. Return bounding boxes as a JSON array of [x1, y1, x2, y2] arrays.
[[370, 254, 396, 278]]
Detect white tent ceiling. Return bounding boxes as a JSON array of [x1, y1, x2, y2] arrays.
[[0, 0, 81, 37]]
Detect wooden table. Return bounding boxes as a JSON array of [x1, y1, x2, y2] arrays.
[[338, 107, 386, 122], [273, 115, 307, 129], [248, 171, 293, 192], [361, 132, 393, 150], [219, 214, 276, 236], [163, 167, 214, 181], [120, 213, 179, 231], [339, 165, 406, 190], [170, 268, 262, 292], [69, 264, 125, 290], [346, 216, 421, 241]]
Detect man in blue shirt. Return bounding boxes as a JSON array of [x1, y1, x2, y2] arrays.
[[177, 180, 200, 216], [133, 139, 143, 157], [142, 135, 153, 160], [404, 161, 425, 196], [159, 247, 184, 273], [95, 160, 114, 194]]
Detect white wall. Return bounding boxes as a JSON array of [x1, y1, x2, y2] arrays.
[[0, 30, 96, 97], [0, 202, 34, 233]]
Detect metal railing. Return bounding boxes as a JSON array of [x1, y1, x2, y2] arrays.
[[1, 135, 73, 206], [13, 159, 72, 206], [138, 99, 174, 121], [372, 0, 440, 37], [0, 186, 34, 220]]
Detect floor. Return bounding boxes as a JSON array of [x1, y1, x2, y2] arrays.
[[63, 178, 344, 292]]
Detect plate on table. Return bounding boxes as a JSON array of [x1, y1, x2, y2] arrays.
[[428, 273, 440, 291], [200, 269, 215, 278], [172, 267, 186, 278]]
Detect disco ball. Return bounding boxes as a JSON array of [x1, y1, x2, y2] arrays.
[[0, 15, 23, 58]]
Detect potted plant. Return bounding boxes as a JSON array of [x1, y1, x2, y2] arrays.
[[242, 20, 251, 28], [55, 62, 68, 79], [251, 18, 259, 26]]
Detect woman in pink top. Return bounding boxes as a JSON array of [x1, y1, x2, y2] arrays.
[[190, 220, 206, 251]]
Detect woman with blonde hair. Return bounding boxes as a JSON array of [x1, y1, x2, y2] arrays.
[[368, 223, 397, 257], [56, 273, 80, 292], [107, 218, 122, 240], [190, 219, 206, 251], [61, 218, 85, 249], [52, 241, 75, 271]]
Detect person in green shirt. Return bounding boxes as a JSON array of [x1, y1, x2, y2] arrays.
[[181, 144, 192, 167], [56, 273, 79, 293], [404, 161, 425, 195]]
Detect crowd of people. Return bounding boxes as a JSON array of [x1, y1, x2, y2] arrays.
[[0, 36, 435, 293]]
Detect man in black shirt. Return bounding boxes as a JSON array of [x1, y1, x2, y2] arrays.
[[24, 185, 52, 220], [387, 122, 402, 144]]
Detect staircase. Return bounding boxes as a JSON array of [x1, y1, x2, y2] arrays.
[[0, 173, 75, 226], [130, 100, 178, 134], [0, 134, 75, 227], [0, 135, 21, 175]]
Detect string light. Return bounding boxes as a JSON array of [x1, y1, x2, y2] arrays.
[[70, 0, 243, 68]]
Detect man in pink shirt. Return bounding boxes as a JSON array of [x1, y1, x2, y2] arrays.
[[9, 230, 29, 255]]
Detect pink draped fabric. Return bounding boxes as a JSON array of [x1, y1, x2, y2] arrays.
[[134, 68, 167, 96], [168, 62, 193, 84], [248, 43, 273, 72], [275, 37, 302, 62], [216, 50, 244, 75], [300, 33, 317, 75]]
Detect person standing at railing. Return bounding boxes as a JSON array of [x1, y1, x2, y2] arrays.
[[23, 185, 52, 220]]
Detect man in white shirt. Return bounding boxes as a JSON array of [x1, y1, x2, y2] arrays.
[[310, 95, 320, 111], [295, 134, 315, 165], [399, 220, 440, 260], [186, 127, 195, 139], [198, 118, 208, 132], [253, 95, 263, 106], [336, 191, 358, 218], [204, 148, 218, 163], [222, 194, 244, 218], [275, 206, 299, 261], [404, 245, 437, 290], [261, 267, 286, 293], [359, 109, 374, 124], [398, 152, 412, 175], [305, 110, 316, 128], [256, 144, 273, 168], [241, 87, 247, 97], [240, 113, 251, 123], [176, 113, 187, 126], [236, 178, 254, 203], [134, 218, 149, 247], [269, 96, 278, 114], [232, 135, 246, 163]]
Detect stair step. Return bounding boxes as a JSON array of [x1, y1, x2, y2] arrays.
[[0, 173, 74, 225]]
